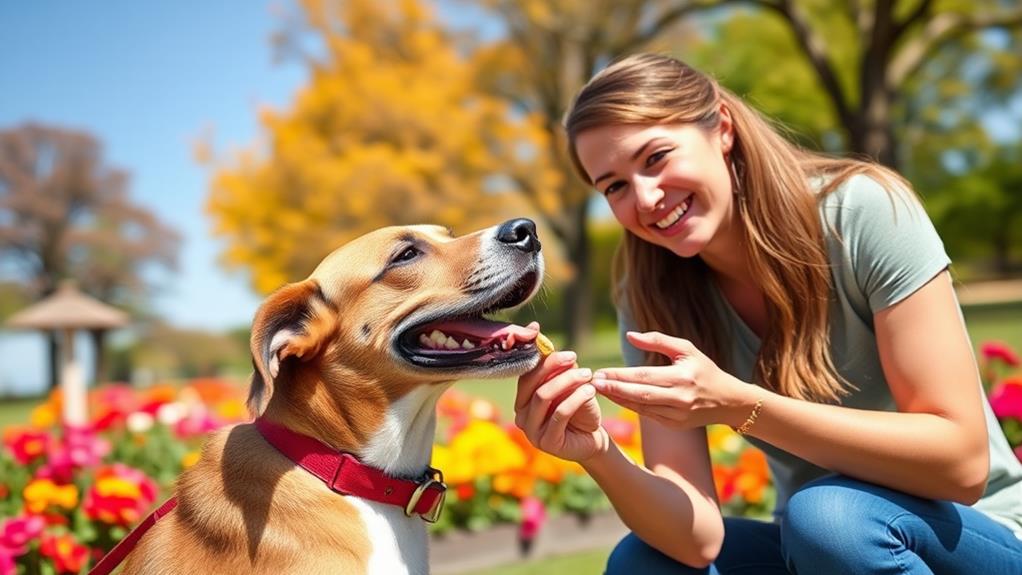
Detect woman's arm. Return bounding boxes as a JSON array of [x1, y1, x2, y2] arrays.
[[514, 350, 725, 567], [594, 270, 989, 504], [583, 423, 724, 568], [738, 270, 989, 503]]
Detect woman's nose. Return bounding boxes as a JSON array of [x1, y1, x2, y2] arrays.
[[634, 177, 665, 212]]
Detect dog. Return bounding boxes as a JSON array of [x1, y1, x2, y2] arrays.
[[118, 219, 545, 575]]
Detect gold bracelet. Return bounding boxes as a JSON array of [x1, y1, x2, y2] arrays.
[[734, 399, 763, 436]]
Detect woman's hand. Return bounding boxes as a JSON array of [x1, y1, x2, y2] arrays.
[[593, 331, 749, 429], [514, 350, 609, 462]]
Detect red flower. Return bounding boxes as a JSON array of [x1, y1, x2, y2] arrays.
[[981, 341, 1021, 368], [83, 464, 158, 526], [39, 532, 89, 574], [989, 379, 1022, 421], [2, 429, 50, 465]]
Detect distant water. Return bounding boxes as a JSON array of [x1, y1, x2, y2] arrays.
[[0, 332, 96, 397]]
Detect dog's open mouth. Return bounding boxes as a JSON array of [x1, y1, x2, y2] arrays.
[[397, 270, 541, 369]]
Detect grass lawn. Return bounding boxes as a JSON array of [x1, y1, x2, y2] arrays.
[[460, 548, 610, 575]]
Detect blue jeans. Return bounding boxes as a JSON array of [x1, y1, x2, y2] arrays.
[[606, 475, 1022, 574]]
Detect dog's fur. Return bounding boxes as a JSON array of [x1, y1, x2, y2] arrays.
[[120, 222, 544, 575]]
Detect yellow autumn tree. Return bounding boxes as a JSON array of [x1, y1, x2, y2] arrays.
[[206, 0, 561, 294]]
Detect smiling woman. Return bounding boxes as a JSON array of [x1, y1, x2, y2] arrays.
[[511, 52, 1022, 575]]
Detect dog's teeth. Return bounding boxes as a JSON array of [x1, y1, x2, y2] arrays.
[[419, 333, 433, 348], [444, 338, 460, 350], [430, 330, 447, 345], [462, 339, 474, 349]]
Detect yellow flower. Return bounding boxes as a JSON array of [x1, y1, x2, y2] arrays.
[[31, 403, 58, 428], [96, 477, 142, 499], [23, 479, 78, 514], [181, 451, 201, 469]]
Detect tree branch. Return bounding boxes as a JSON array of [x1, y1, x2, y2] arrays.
[[887, 6, 1022, 89], [893, 0, 934, 38], [758, 0, 855, 127], [612, 0, 736, 55]]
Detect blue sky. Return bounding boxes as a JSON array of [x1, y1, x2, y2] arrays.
[[0, 1, 307, 330], [0, 0, 498, 394]]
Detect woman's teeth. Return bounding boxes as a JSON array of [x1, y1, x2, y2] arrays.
[[655, 198, 691, 229]]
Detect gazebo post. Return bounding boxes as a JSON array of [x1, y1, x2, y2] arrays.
[[60, 327, 87, 426], [5, 280, 129, 427]]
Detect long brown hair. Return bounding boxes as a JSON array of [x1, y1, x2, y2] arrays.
[[565, 53, 911, 403]]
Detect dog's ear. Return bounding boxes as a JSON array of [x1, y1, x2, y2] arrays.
[[247, 279, 338, 416]]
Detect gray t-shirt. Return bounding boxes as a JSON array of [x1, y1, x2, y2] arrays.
[[618, 174, 1022, 537]]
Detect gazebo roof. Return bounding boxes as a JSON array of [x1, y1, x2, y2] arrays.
[[5, 281, 130, 330]]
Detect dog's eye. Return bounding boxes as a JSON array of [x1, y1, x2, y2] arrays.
[[392, 246, 421, 264]]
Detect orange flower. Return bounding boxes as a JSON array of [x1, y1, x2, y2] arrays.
[[40, 532, 89, 574]]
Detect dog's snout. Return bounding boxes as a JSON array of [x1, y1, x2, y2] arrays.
[[496, 218, 541, 253]]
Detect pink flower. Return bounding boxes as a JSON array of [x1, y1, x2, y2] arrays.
[[518, 496, 547, 542], [173, 407, 222, 439], [0, 515, 45, 555], [981, 341, 1020, 368], [0, 548, 15, 575], [989, 380, 1022, 421], [36, 426, 111, 483]]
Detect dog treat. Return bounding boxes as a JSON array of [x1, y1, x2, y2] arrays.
[[535, 332, 555, 356]]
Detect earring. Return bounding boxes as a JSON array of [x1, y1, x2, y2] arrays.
[[728, 155, 743, 197]]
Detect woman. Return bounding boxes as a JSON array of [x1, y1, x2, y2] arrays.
[[514, 53, 1022, 573]]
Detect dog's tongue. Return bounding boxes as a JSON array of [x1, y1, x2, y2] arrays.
[[434, 318, 539, 342]]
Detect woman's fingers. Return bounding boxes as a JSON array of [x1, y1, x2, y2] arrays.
[[515, 350, 577, 411], [591, 373, 674, 406], [522, 367, 592, 436], [592, 365, 675, 387], [539, 383, 597, 451], [625, 331, 694, 360]]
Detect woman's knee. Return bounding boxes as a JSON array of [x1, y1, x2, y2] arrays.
[[781, 475, 906, 564], [605, 532, 709, 575]]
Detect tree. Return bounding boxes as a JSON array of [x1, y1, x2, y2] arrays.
[[206, 0, 561, 295], [473, 0, 1022, 342], [711, 0, 1021, 169], [684, 1, 1022, 272], [0, 123, 180, 389]]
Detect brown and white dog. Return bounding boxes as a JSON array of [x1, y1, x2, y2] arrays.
[[120, 219, 545, 575]]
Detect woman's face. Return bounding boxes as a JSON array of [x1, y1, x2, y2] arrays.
[[574, 112, 737, 261]]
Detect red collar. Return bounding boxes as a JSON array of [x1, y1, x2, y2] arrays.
[[253, 418, 447, 522]]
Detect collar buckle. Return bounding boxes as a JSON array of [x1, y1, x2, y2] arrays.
[[404, 467, 447, 523]]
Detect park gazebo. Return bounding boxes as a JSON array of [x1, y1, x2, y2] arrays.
[[5, 280, 129, 426]]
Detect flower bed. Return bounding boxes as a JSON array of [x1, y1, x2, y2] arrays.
[[0, 379, 776, 573]]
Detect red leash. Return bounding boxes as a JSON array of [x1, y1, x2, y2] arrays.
[[88, 418, 447, 574], [88, 497, 178, 575]]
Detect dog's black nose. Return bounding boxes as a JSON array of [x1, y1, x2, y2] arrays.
[[496, 218, 541, 253]]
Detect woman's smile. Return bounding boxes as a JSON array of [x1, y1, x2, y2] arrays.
[[649, 195, 694, 235]]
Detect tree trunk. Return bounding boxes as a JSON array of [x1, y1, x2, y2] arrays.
[[561, 197, 592, 350]]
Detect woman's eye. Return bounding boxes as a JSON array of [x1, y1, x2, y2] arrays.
[[646, 149, 670, 167], [603, 181, 625, 196], [393, 246, 420, 263]]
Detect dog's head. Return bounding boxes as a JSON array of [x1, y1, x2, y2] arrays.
[[246, 218, 545, 418]]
